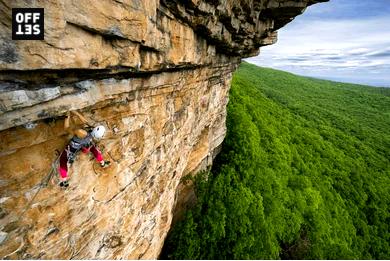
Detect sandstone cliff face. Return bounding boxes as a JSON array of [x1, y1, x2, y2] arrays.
[[0, 0, 325, 259]]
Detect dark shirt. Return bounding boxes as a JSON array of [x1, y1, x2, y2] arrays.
[[69, 132, 93, 153]]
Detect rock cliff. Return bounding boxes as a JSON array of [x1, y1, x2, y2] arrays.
[[0, 0, 325, 259]]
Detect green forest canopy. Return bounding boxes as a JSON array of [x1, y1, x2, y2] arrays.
[[162, 62, 390, 259]]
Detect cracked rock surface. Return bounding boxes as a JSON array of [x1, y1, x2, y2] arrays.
[[0, 0, 325, 259]]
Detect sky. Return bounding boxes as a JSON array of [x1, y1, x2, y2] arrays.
[[245, 0, 390, 87]]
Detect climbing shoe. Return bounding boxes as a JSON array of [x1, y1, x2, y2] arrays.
[[59, 180, 69, 188], [100, 160, 111, 168]]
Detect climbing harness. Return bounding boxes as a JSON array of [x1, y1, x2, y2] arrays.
[[65, 131, 94, 164], [65, 146, 78, 164], [69, 133, 93, 152]]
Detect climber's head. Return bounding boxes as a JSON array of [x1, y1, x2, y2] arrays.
[[91, 125, 106, 140], [75, 129, 88, 139]]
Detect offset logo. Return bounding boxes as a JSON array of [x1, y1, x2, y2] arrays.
[[12, 8, 44, 40]]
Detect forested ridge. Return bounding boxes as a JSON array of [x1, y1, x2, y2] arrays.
[[162, 62, 390, 259]]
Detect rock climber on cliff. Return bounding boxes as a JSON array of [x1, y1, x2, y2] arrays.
[[58, 111, 110, 187]]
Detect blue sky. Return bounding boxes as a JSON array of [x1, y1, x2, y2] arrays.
[[245, 0, 390, 87]]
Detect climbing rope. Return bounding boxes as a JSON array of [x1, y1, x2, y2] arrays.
[[15, 153, 61, 224], [14, 115, 110, 223]]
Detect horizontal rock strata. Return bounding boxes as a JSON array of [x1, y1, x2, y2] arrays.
[[0, 0, 326, 258]]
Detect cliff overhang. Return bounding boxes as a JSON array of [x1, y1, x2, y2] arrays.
[[0, 0, 326, 259]]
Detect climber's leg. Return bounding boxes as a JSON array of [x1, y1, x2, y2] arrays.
[[90, 145, 103, 162], [90, 145, 110, 167], [81, 146, 90, 154], [59, 149, 69, 182]]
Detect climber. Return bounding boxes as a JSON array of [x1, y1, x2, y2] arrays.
[[58, 111, 110, 187]]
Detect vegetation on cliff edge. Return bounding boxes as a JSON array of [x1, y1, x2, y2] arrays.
[[162, 62, 390, 259]]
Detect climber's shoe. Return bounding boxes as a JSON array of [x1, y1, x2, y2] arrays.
[[59, 180, 69, 188], [100, 160, 111, 168]]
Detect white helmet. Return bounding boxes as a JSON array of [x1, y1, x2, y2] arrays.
[[91, 125, 106, 140]]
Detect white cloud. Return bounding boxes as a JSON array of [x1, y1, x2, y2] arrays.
[[245, 9, 390, 87]]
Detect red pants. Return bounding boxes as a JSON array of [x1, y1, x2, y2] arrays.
[[59, 145, 103, 179]]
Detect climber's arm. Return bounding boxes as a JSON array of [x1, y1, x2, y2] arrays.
[[71, 111, 93, 127], [64, 112, 74, 135]]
